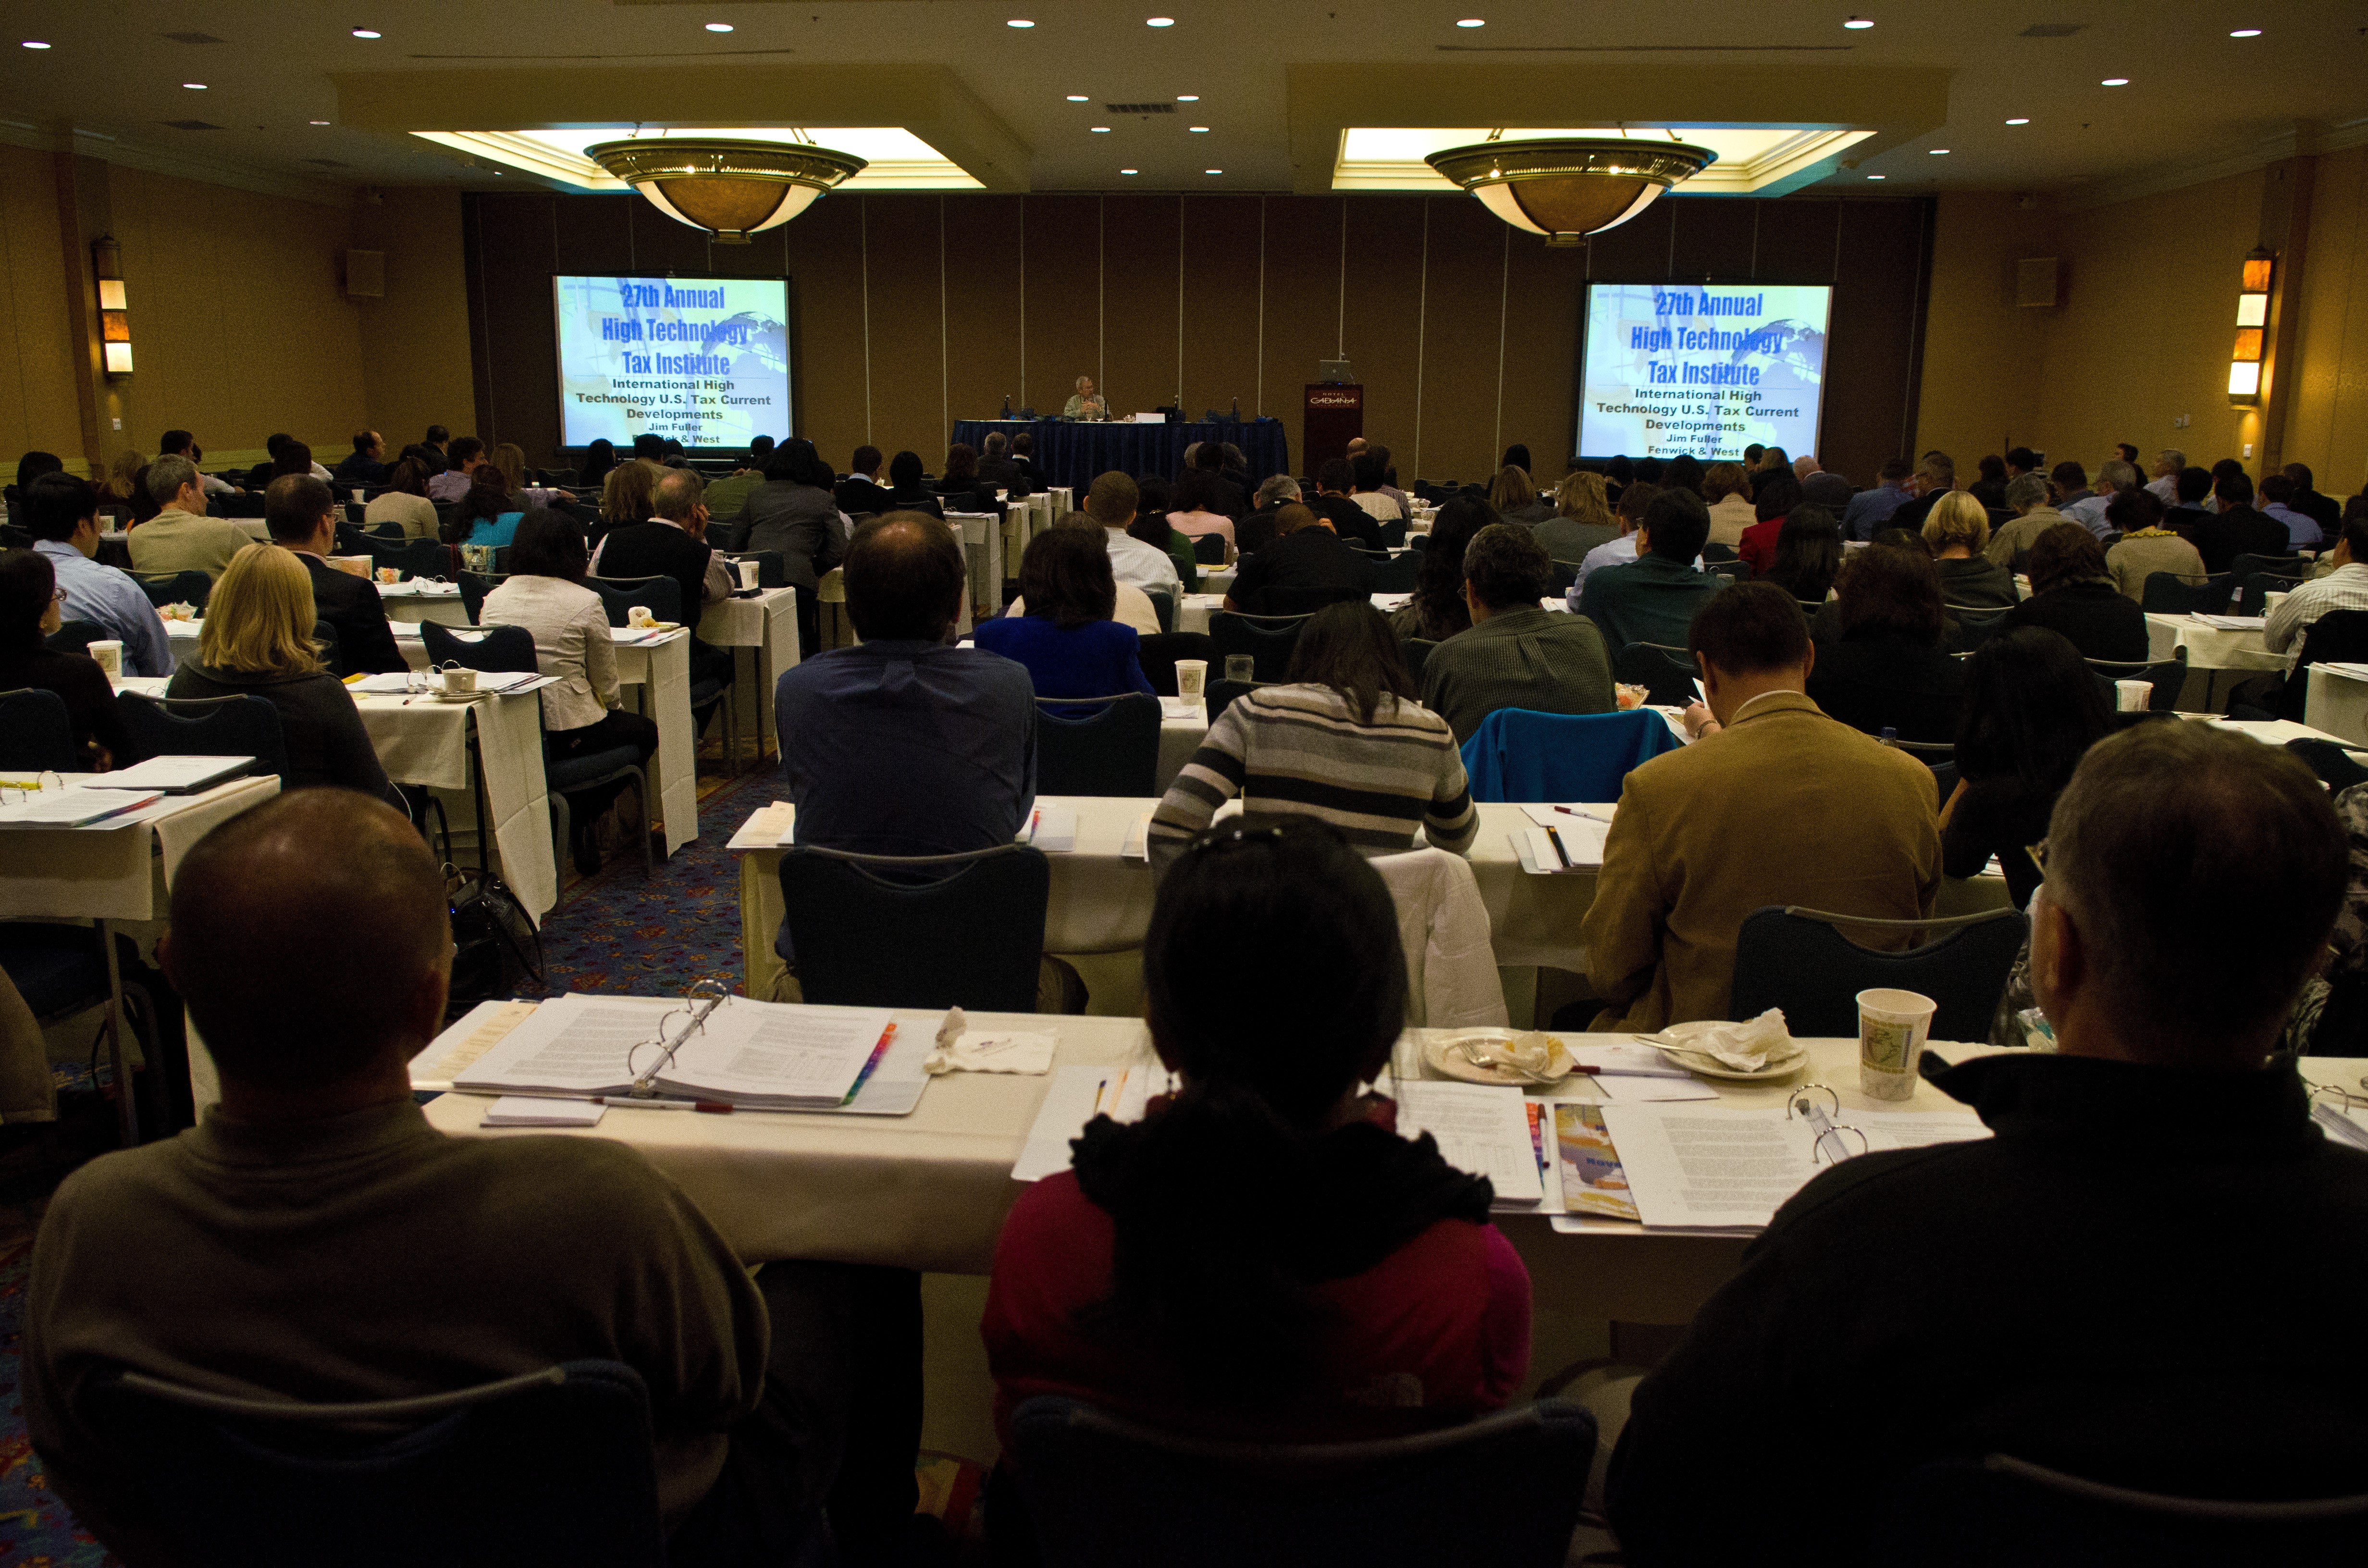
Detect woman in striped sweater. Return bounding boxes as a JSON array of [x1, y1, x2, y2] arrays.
[[1149, 601, 1478, 871]]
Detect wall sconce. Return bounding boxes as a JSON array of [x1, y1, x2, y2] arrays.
[[92, 236, 132, 376], [2228, 245, 2272, 403]]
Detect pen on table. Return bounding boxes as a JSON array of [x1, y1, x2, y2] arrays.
[[1553, 806, 1615, 824], [598, 1096, 734, 1114], [1544, 824, 1573, 870], [1089, 1078, 1109, 1115]]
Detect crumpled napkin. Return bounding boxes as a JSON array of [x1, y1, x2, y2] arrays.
[[1467, 1030, 1565, 1075], [923, 1005, 1057, 1076], [1643, 1008, 1795, 1070]]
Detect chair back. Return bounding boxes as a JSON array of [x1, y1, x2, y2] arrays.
[[135, 569, 212, 612], [586, 575, 683, 626], [1190, 532, 1227, 564], [115, 692, 289, 779], [45, 619, 104, 658], [1611, 641, 1698, 708], [1944, 603, 2013, 653], [2139, 573, 2228, 615], [1703, 559, 1751, 585], [1701, 542, 1739, 564], [1036, 694, 1163, 796], [724, 550, 786, 588], [1871, 1452, 2368, 1568], [0, 688, 79, 772], [2285, 737, 2368, 793], [1372, 551, 1423, 591], [2232, 571, 2306, 614], [1143, 587, 1177, 635], [1134, 631, 1214, 697], [1378, 517, 1409, 549], [362, 535, 451, 582], [457, 570, 505, 625], [2085, 647, 2188, 713], [1256, 584, 1366, 617], [421, 621, 539, 675], [1728, 905, 2029, 1042], [311, 617, 345, 678], [1208, 611, 1312, 682], [1399, 637, 1436, 683], [2278, 610, 2368, 722], [2227, 551, 2304, 585], [1458, 707, 1685, 804], [82, 1360, 668, 1568], [777, 844, 1049, 1011], [1010, 1395, 1595, 1568], [1204, 678, 1258, 727]]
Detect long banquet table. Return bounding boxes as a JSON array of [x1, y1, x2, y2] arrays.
[[949, 417, 1289, 492]]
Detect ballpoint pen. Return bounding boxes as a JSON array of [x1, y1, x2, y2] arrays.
[[1553, 806, 1615, 824], [1544, 824, 1573, 870], [598, 1097, 733, 1113]]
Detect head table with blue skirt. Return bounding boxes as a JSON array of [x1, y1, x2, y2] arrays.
[[948, 418, 1292, 493]]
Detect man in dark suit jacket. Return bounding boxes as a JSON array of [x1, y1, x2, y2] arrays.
[[262, 475, 406, 676], [1222, 504, 1373, 615], [2286, 463, 2342, 536], [2179, 470, 2290, 573], [975, 432, 1033, 498], [592, 469, 736, 682], [835, 444, 898, 519], [1184, 442, 1246, 519], [332, 431, 388, 488], [1310, 458, 1383, 551]]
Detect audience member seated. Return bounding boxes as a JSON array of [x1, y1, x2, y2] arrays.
[[1939, 626, 2110, 909], [976, 526, 1156, 701], [264, 476, 406, 676], [1081, 473, 1179, 597], [775, 512, 1035, 861], [1576, 488, 1720, 662], [1148, 602, 1476, 870], [2259, 472, 2323, 548], [1237, 474, 1300, 554], [1181, 441, 1246, 519], [1310, 460, 1384, 550], [1806, 543, 1965, 744], [1538, 472, 1619, 564], [1347, 453, 1404, 523], [2104, 486, 2206, 601], [1488, 465, 1553, 525], [164, 544, 392, 797], [867, 450, 939, 519], [1420, 524, 1613, 743], [21, 473, 171, 676], [1223, 503, 1372, 617], [483, 511, 662, 874], [1366, 442, 1413, 518], [1967, 452, 2010, 510], [1166, 470, 1237, 562], [835, 445, 897, 518], [593, 457, 659, 545], [1923, 491, 2018, 609], [0, 548, 131, 768], [365, 457, 438, 540], [972, 431, 1032, 498], [2002, 523, 2150, 661], [2180, 469, 2289, 572], [1576, 482, 1658, 591], [592, 469, 734, 686], [1757, 502, 1842, 608], [1128, 477, 1199, 590], [153, 431, 235, 496], [1603, 722, 2366, 1567], [333, 430, 387, 487], [1981, 472, 2067, 566], [425, 436, 485, 502], [2062, 458, 2140, 537], [1010, 430, 1043, 489], [93, 449, 143, 510], [1887, 452, 1956, 535], [934, 444, 1002, 515], [1386, 497, 1492, 643], [2262, 512, 2368, 664], [1701, 463, 1756, 548], [1732, 472, 1803, 576], [444, 463, 523, 548], [575, 436, 615, 489], [982, 815, 1527, 1490], [1581, 583, 1937, 1030], [1006, 514, 1163, 637], [1843, 456, 1915, 540], [736, 441, 846, 596], [126, 456, 254, 580], [24, 788, 926, 1564]]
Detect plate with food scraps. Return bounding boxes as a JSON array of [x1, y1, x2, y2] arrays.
[[1636, 1023, 1808, 1082], [1421, 1029, 1576, 1087]]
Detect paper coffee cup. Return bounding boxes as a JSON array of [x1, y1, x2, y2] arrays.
[[627, 605, 654, 627], [88, 639, 123, 679], [736, 559, 760, 589], [351, 488, 365, 503], [1857, 987, 1936, 1101], [2264, 591, 2290, 616], [2114, 679, 2152, 713], [1175, 659, 1208, 700]]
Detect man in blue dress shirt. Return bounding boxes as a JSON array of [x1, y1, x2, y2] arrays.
[[1841, 457, 1914, 540], [21, 474, 172, 677]]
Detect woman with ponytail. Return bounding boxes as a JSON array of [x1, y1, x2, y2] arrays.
[[982, 818, 1531, 1459]]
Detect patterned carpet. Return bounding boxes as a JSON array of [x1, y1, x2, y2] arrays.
[[0, 1238, 116, 1566]]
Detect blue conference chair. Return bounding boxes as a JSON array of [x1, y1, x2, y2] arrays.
[[586, 575, 684, 627], [1007, 1395, 1595, 1568], [82, 1360, 673, 1568], [1036, 694, 1162, 796], [1208, 611, 1313, 683], [0, 687, 79, 772], [359, 535, 450, 582], [1727, 904, 2029, 1043], [1458, 707, 1684, 805], [133, 569, 212, 613], [2139, 572, 2231, 615], [1612, 641, 1699, 709], [778, 844, 1048, 1012], [115, 693, 288, 780]]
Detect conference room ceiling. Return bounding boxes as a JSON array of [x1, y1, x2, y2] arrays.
[[2, 0, 2363, 209]]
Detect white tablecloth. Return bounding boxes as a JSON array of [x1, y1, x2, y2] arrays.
[[700, 586, 802, 764], [353, 685, 559, 919], [376, 582, 470, 626], [0, 775, 281, 923], [2305, 666, 2368, 747], [2144, 613, 2282, 711]]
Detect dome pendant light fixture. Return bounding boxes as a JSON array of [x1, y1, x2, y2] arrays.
[[587, 138, 868, 244], [1425, 135, 1716, 245]]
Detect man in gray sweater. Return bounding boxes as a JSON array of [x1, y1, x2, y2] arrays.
[[1422, 523, 1616, 742]]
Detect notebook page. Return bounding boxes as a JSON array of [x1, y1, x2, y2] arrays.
[[453, 992, 658, 1095], [1394, 1080, 1546, 1205], [1596, 1104, 1822, 1230], [659, 1000, 894, 1106]]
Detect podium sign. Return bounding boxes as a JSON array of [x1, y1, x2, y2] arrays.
[[1304, 383, 1363, 471]]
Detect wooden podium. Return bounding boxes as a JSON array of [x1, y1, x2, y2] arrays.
[[1304, 383, 1363, 471]]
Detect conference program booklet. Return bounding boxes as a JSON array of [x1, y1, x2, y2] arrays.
[[453, 992, 898, 1111]]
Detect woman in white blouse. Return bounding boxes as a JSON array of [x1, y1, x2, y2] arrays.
[[480, 508, 659, 872], [364, 456, 440, 539]]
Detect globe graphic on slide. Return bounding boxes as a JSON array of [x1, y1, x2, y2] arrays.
[[1729, 318, 1825, 401]]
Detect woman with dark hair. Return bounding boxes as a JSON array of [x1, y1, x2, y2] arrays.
[[1805, 543, 1966, 743], [578, 438, 617, 490], [983, 818, 1527, 1457], [1500, 442, 1532, 475], [935, 443, 1000, 514], [1969, 453, 2010, 510], [1167, 469, 1236, 561], [1603, 454, 1634, 505], [1388, 496, 1496, 642], [1734, 472, 1805, 575], [1941, 627, 2111, 907], [2001, 521, 2149, 661], [1661, 453, 1704, 499], [1146, 601, 1477, 866], [480, 509, 659, 873], [1760, 502, 1844, 606], [13, 452, 65, 498], [1129, 476, 1199, 590], [885, 450, 946, 517], [365, 456, 438, 539], [444, 462, 523, 548], [0, 548, 130, 767], [975, 526, 1155, 699]]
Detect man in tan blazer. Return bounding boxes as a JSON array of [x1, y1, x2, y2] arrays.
[[1581, 582, 1940, 1032], [125, 455, 261, 581]]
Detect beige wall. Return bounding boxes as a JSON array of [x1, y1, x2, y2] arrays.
[[353, 186, 478, 458], [2284, 145, 2368, 500], [0, 145, 87, 473]]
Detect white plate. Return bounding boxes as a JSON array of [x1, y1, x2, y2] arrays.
[[1421, 1029, 1575, 1087], [431, 689, 484, 703], [1645, 1040, 1808, 1082]]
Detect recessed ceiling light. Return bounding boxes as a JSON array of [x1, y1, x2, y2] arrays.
[[1929, 148, 1950, 155], [1189, 125, 1209, 133], [1146, 16, 1174, 26], [1176, 95, 1198, 101], [1843, 16, 1873, 28], [2005, 117, 2030, 125], [1091, 126, 1110, 133], [1121, 168, 1138, 175], [351, 29, 382, 39], [1865, 173, 1886, 180], [1205, 169, 1221, 175], [1065, 94, 1088, 100], [1456, 18, 1485, 27], [309, 119, 330, 124], [184, 82, 207, 89], [2230, 28, 2261, 38], [706, 22, 734, 31], [2101, 77, 2129, 86], [21, 40, 50, 49], [1006, 18, 1034, 27]]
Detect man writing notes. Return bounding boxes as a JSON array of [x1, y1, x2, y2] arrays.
[[1603, 723, 2368, 1566], [23, 789, 922, 1566], [1063, 376, 1110, 422], [1579, 583, 1938, 1031]]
